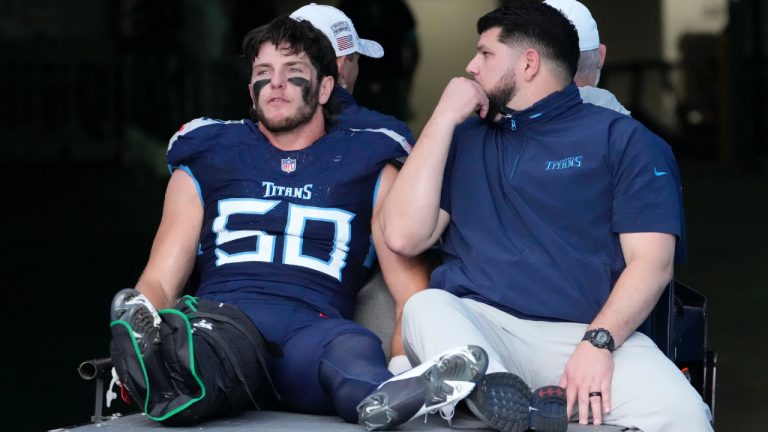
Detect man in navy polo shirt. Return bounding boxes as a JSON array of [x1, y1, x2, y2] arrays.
[[378, 2, 712, 431]]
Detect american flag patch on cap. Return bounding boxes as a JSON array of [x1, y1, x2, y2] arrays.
[[336, 34, 354, 51]]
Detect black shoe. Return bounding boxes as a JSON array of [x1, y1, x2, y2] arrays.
[[110, 288, 161, 355], [466, 372, 567, 432], [357, 345, 489, 431]]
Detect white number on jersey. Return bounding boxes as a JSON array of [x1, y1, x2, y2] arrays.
[[212, 198, 355, 281]]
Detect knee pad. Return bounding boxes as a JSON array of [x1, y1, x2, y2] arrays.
[[110, 296, 274, 425]]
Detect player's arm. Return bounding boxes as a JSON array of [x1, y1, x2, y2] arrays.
[[135, 169, 204, 310], [372, 163, 430, 358], [379, 78, 488, 256], [560, 232, 675, 425]]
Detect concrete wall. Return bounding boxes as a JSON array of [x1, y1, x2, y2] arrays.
[[662, 0, 728, 61], [405, 0, 498, 134]]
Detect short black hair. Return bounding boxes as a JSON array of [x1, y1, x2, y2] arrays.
[[242, 15, 340, 128], [478, 1, 579, 83]]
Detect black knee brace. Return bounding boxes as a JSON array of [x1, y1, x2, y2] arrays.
[[110, 296, 275, 425]]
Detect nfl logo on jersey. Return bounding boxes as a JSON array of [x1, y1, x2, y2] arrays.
[[281, 157, 297, 173]]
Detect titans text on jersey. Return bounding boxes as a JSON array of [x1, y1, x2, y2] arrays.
[[262, 182, 314, 199]]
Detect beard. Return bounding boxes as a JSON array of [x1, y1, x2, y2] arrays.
[[485, 68, 517, 121], [485, 69, 517, 124], [251, 78, 320, 133]]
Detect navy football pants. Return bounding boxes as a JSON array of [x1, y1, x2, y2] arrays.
[[203, 294, 393, 423]]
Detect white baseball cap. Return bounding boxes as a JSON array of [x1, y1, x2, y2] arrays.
[[544, 0, 600, 51], [290, 3, 384, 58]]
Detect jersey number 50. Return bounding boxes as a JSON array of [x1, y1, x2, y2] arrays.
[[212, 198, 354, 281]]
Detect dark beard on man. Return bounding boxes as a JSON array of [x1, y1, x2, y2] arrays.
[[484, 69, 516, 123], [251, 77, 319, 132]]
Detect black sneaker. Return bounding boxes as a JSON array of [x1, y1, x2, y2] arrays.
[[357, 345, 489, 431], [110, 288, 161, 355], [466, 372, 567, 432]]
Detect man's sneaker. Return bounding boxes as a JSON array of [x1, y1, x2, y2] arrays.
[[466, 372, 567, 432], [110, 288, 161, 355], [357, 345, 488, 431]]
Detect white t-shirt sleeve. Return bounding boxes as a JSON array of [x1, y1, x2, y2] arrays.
[[578, 86, 631, 116]]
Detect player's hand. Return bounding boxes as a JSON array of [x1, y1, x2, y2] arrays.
[[432, 77, 489, 126], [558, 341, 614, 425]]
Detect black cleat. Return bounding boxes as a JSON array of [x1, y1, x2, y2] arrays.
[[466, 372, 567, 432], [357, 345, 489, 431]]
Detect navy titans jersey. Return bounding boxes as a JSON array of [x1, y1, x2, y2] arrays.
[[432, 84, 686, 324], [167, 118, 410, 319]]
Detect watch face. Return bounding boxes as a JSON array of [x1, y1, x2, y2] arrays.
[[594, 331, 609, 346]]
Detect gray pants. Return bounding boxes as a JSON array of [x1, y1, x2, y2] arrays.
[[402, 289, 713, 432]]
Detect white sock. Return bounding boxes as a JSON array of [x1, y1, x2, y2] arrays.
[[388, 355, 413, 375]]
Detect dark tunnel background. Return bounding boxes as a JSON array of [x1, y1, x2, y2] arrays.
[[1, 0, 766, 430]]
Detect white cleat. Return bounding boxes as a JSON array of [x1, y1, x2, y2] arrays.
[[110, 288, 161, 355], [357, 345, 488, 431]]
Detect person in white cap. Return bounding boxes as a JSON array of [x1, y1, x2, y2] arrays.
[[290, 3, 415, 144], [291, 3, 420, 376], [544, 0, 630, 115]]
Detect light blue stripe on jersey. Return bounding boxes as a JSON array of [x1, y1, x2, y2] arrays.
[[363, 168, 386, 268], [167, 117, 244, 153], [173, 164, 204, 206], [350, 128, 413, 154]]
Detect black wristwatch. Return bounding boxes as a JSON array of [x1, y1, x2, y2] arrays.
[[582, 328, 615, 352]]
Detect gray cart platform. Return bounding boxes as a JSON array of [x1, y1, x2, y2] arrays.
[[62, 409, 639, 432]]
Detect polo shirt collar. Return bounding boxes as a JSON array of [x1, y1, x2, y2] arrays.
[[495, 83, 581, 129]]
